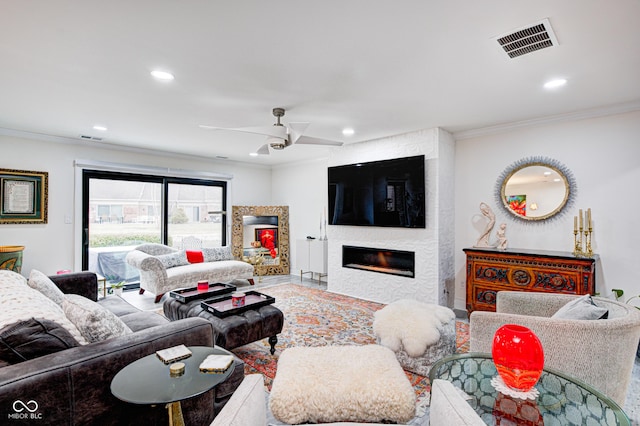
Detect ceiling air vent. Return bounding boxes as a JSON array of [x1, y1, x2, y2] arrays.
[[495, 18, 558, 59]]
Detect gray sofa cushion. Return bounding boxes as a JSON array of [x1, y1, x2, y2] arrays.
[[63, 295, 133, 343], [0, 318, 80, 364], [119, 311, 168, 332], [98, 296, 141, 317]]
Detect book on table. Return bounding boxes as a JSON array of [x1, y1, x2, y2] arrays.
[[156, 344, 193, 364]]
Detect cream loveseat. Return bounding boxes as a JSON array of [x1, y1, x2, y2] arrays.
[[126, 243, 254, 302]]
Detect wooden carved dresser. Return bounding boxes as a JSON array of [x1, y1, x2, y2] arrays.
[[464, 247, 597, 314]]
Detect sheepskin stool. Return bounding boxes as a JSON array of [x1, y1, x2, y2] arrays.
[[269, 345, 416, 425], [373, 299, 456, 376]]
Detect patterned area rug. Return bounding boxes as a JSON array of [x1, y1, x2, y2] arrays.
[[231, 283, 469, 402]]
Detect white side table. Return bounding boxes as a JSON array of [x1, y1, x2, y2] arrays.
[[297, 239, 328, 283]]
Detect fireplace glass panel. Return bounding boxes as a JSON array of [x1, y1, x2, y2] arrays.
[[342, 245, 415, 278]]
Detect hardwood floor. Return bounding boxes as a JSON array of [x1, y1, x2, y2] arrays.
[[119, 274, 326, 311]]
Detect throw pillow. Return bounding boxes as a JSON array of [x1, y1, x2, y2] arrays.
[[155, 251, 189, 269], [0, 318, 80, 365], [186, 250, 204, 263], [202, 246, 233, 262], [62, 294, 132, 343], [28, 269, 66, 306], [0, 270, 87, 345], [551, 295, 609, 320]]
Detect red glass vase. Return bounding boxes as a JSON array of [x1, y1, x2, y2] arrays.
[[492, 324, 544, 392]]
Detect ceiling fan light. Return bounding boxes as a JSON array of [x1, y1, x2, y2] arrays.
[[267, 136, 286, 150]]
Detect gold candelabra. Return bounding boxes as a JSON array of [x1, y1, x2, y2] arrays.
[[573, 208, 593, 257]]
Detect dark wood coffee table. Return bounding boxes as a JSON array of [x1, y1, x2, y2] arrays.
[[110, 346, 235, 426]]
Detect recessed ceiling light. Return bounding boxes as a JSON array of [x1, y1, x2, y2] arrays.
[[543, 171, 552, 176], [249, 152, 259, 157], [544, 78, 567, 89], [342, 128, 355, 136], [92, 125, 107, 131], [553, 178, 561, 182], [150, 70, 175, 81]]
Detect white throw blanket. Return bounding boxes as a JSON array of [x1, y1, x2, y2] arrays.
[[373, 299, 455, 357]]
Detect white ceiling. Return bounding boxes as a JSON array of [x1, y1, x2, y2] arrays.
[[1, 0, 639, 166]]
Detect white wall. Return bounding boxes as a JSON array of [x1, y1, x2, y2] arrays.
[[0, 134, 272, 276], [271, 158, 329, 276], [454, 109, 640, 309]]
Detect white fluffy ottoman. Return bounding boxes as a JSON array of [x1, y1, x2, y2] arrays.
[[373, 299, 456, 376], [269, 345, 416, 424]]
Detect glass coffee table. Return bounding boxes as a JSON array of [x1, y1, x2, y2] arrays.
[[111, 346, 235, 426], [429, 353, 630, 426]]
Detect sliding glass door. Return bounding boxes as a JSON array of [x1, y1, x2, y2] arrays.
[[166, 181, 225, 249], [82, 170, 227, 288]]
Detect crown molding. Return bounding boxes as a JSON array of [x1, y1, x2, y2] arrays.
[[0, 127, 271, 171], [453, 100, 640, 140], [73, 159, 234, 180]]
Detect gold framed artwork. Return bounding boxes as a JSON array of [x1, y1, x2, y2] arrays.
[[0, 168, 48, 224]]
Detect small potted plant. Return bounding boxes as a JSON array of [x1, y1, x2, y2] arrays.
[[110, 281, 126, 296], [612, 289, 640, 358]]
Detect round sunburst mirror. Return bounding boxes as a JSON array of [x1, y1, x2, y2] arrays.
[[495, 157, 576, 222]]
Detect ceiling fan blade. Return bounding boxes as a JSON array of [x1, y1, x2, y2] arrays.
[[256, 144, 270, 155], [295, 135, 344, 146], [200, 124, 287, 139], [287, 122, 310, 144]]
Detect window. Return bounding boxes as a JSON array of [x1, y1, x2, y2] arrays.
[[82, 170, 227, 287]]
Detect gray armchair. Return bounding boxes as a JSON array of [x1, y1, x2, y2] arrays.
[[469, 291, 640, 406]]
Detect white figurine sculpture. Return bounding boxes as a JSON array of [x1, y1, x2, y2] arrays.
[[474, 202, 496, 248], [496, 223, 508, 250]]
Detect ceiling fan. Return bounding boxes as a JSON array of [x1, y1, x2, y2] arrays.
[[201, 108, 343, 155]]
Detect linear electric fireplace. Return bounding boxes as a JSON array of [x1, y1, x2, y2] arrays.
[[342, 245, 415, 278]]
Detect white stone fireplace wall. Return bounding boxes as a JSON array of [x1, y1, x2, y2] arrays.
[[326, 128, 455, 305]]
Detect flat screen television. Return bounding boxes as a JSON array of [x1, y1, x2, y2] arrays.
[[328, 155, 425, 228]]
